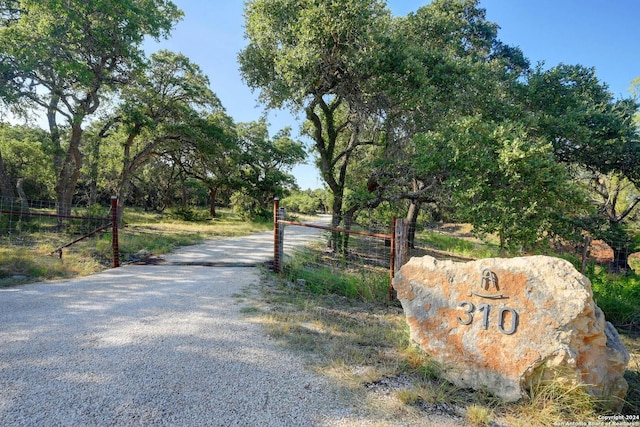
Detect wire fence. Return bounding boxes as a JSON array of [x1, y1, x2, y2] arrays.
[[0, 196, 119, 267], [274, 206, 639, 301], [273, 207, 396, 299], [406, 221, 639, 274]]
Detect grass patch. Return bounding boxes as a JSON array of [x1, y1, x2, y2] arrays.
[[501, 373, 599, 427], [0, 245, 104, 287], [254, 268, 474, 423], [589, 268, 640, 331], [283, 245, 390, 302], [416, 229, 497, 259], [466, 404, 494, 426], [239, 305, 262, 315]]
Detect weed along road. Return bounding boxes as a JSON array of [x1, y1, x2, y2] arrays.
[[0, 220, 465, 427]]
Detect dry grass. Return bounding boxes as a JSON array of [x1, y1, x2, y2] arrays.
[[466, 404, 494, 426], [247, 276, 470, 424], [245, 270, 640, 427]]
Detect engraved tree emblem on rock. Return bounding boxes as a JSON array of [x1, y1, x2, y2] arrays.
[[471, 268, 506, 300]]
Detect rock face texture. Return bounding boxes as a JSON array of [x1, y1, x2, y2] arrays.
[[392, 255, 629, 409]]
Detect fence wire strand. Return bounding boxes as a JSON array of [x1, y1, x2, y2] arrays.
[[0, 196, 113, 253], [277, 212, 639, 296]]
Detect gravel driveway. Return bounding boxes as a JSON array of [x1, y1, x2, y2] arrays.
[[0, 223, 467, 426]]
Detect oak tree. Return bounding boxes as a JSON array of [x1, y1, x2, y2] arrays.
[[0, 0, 182, 216]]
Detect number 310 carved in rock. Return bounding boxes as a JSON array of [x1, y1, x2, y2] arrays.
[[457, 301, 519, 335], [456, 268, 519, 335]]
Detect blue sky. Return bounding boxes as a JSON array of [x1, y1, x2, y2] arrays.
[[145, 1, 640, 190]]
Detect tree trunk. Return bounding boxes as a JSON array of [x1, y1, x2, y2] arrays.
[[208, 187, 218, 217], [342, 209, 354, 256], [180, 174, 188, 206], [406, 201, 420, 249], [329, 191, 344, 252], [87, 139, 101, 206], [55, 123, 84, 223], [116, 127, 143, 227]]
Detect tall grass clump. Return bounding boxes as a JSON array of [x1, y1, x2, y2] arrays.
[[501, 368, 599, 426], [283, 248, 389, 302]]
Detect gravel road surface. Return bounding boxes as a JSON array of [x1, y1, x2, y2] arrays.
[[0, 223, 466, 426]]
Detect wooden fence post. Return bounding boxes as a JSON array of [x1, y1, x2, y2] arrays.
[[389, 216, 396, 300], [389, 217, 409, 300], [394, 218, 409, 273]]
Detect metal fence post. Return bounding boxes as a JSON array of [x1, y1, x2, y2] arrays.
[[277, 207, 285, 274], [111, 196, 119, 268], [273, 198, 280, 273]]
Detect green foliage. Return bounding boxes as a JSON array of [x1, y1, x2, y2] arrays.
[[240, 0, 389, 109], [284, 248, 389, 302], [527, 65, 639, 180], [240, 0, 393, 234], [236, 119, 306, 206], [167, 206, 209, 222], [0, 0, 184, 211], [281, 189, 330, 214], [589, 269, 640, 330], [418, 117, 589, 253], [241, 0, 640, 267], [230, 189, 260, 220], [0, 124, 56, 199]]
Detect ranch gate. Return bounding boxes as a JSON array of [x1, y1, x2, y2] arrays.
[[272, 198, 409, 300]]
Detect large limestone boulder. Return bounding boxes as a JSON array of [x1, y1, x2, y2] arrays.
[[393, 255, 629, 409]]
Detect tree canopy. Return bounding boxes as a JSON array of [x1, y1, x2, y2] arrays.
[[0, 0, 183, 214], [240, 0, 640, 263], [0, 0, 638, 268]]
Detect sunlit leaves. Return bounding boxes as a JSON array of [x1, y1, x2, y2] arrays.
[[240, 0, 389, 110], [418, 116, 588, 252]]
